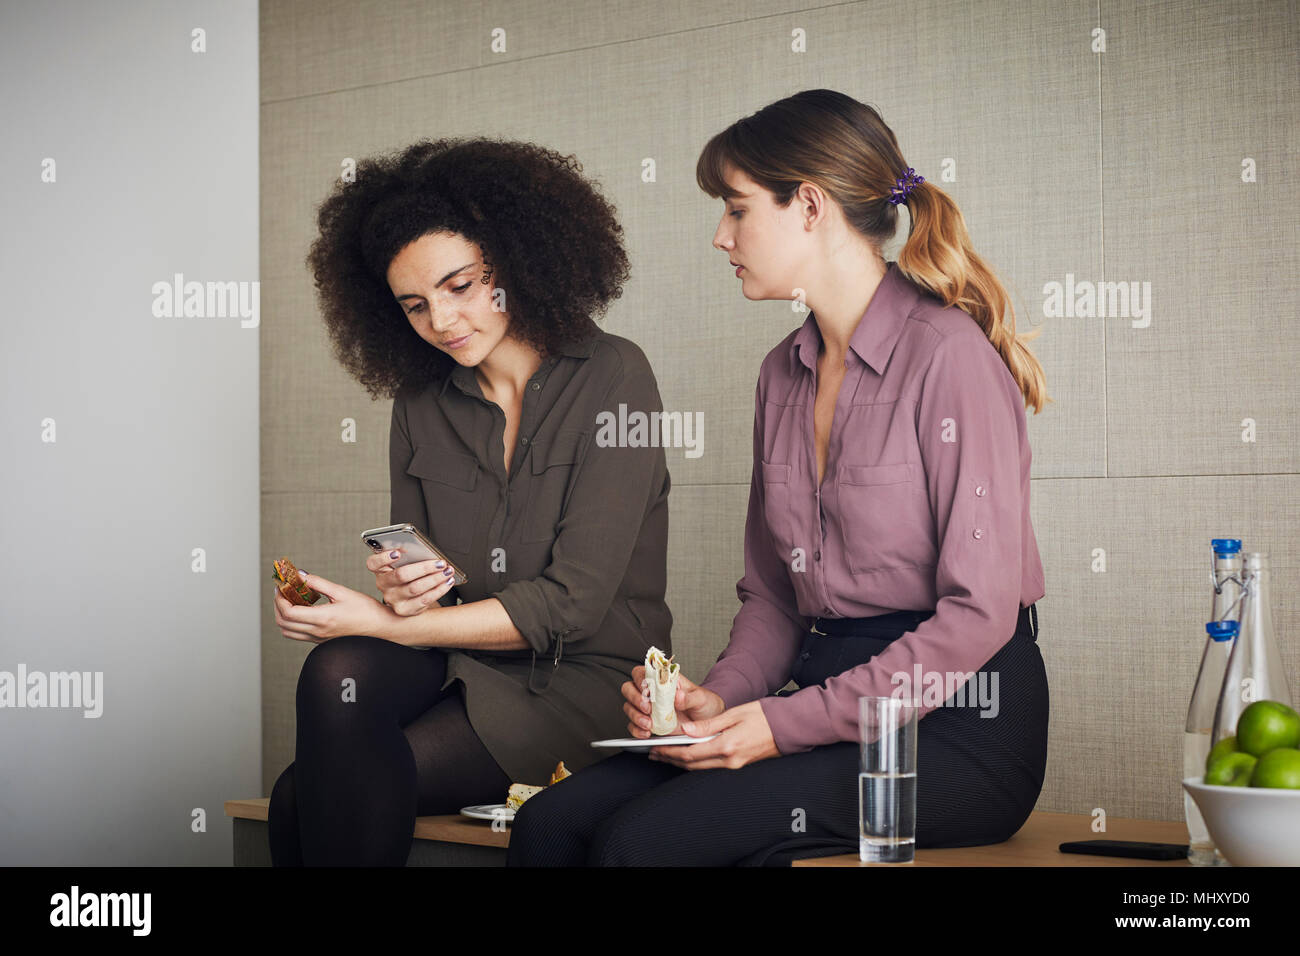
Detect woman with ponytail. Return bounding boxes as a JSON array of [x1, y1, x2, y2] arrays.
[[508, 89, 1052, 866]]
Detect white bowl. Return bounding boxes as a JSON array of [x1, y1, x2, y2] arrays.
[[1183, 776, 1300, 866]]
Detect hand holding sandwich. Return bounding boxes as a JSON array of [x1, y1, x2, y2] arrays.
[[621, 663, 781, 770], [621, 666, 724, 739], [273, 568, 398, 644]]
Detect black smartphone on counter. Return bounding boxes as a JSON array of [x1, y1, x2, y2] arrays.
[[1058, 840, 1188, 861]]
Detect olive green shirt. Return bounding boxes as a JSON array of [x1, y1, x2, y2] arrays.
[[388, 329, 673, 785]]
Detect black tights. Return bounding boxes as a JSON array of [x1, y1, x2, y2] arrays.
[[268, 635, 512, 866]]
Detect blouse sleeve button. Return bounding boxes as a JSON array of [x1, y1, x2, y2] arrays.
[[975, 485, 986, 496], [972, 528, 984, 539]]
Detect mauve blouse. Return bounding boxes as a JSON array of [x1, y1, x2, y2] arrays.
[[699, 261, 1045, 755]]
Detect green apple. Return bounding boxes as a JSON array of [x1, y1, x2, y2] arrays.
[[1205, 751, 1257, 786], [1205, 735, 1238, 773], [1235, 700, 1300, 756], [1249, 747, 1300, 789]]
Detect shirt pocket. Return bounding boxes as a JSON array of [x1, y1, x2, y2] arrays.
[[760, 459, 800, 562], [521, 428, 588, 543], [406, 445, 480, 555], [834, 461, 932, 574]]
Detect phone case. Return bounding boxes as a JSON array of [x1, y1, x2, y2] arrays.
[[361, 523, 468, 587], [1058, 840, 1188, 860]]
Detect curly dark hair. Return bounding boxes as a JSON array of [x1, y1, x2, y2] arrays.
[[305, 137, 632, 400]]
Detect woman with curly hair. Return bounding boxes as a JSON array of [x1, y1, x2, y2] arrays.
[[267, 137, 673, 866], [507, 89, 1051, 866]]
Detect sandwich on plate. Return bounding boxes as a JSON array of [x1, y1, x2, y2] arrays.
[[504, 761, 571, 812]]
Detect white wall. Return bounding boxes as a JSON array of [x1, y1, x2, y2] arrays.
[[0, 0, 260, 864]]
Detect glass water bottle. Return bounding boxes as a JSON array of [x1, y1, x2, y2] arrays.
[[1184, 620, 1238, 865], [1183, 540, 1243, 865], [1212, 552, 1294, 750]]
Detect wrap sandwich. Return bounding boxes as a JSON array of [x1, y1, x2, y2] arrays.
[[643, 646, 680, 735]]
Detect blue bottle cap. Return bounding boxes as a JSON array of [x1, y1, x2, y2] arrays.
[[1205, 621, 1239, 640], [1211, 539, 1242, 554]]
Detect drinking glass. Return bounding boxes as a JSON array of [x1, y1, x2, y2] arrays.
[[859, 695, 919, 863]]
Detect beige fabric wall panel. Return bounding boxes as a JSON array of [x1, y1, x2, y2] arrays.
[[261, 0, 481, 103], [259, 268, 393, 494], [662, 484, 751, 688], [1102, 0, 1298, 476], [261, 0, 799, 103]]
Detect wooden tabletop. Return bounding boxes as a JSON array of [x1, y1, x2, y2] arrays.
[[793, 811, 1192, 866]]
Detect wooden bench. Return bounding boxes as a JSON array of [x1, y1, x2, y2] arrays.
[[225, 798, 509, 865], [226, 798, 1190, 867]]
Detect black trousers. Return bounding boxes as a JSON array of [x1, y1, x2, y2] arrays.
[[506, 604, 1047, 866]]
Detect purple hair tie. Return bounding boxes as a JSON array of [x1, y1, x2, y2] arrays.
[[887, 167, 925, 205]]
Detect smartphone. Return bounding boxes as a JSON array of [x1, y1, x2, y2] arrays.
[[361, 523, 468, 587], [1058, 840, 1188, 861]]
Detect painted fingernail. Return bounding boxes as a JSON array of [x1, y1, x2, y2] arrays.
[[434, 560, 446, 568], [442, 567, 453, 576], [390, 550, 399, 558]]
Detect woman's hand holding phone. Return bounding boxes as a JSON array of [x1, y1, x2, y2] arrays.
[[367, 547, 458, 616], [620, 666, 725, 739]]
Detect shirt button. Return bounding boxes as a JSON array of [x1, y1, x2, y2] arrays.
[[973, 528, 984, 539], [814, 550, 821, 561], [530, 381, 540, 390], [975, 485, 986, 496], [520, 436, 529, 445]]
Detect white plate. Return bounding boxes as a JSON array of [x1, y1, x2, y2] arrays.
[[460, 803, 514, 821], [590, 734, 719, 749]]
